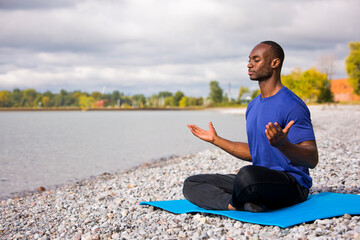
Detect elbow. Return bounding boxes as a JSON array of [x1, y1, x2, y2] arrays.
[[309, 153, 319, 169]]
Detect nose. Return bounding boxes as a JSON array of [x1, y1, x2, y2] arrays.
[[247, 61, 253, 68]]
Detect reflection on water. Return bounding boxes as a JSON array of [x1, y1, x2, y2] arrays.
[[0, 110, 246, 199]]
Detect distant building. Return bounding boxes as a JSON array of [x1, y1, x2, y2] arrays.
[[94, 100, 105, 108], [330, 78, 360, 102]]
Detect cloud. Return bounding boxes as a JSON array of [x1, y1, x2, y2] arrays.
[[0, 0, 359, 96]]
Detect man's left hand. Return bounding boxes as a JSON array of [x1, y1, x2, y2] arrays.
[[265, 120, 294, 148]]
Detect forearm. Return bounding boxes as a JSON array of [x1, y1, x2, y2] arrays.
[[212, 136, 252, 162], [277, 140, 318, 169]]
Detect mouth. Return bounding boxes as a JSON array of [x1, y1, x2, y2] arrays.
[[248, 71, 254, 75]]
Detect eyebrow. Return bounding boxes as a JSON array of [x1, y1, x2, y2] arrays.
[[249, 55, 261, 59]]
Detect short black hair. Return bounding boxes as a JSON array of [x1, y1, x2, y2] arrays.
[[261, 40, 285, 67]]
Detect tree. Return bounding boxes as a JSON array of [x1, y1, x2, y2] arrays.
[[91, 91, 102, 100], [41, 96, 53, 107], [79, 95, 94, 109], [132, 94, 146, 107], [282, 68, 328, 102], [72, 91, 83, 107], [345, 41, 360, 95], [179, 96, 189, 107], [237, 86, 249, 103], [22, 89, 37, 107], [209, 81, 223, 103], [164, 96, 175, 107], [188, 97, 203, 106], [317, 54, 335, 80], [173, 91, 184, 106], [0, 90, 12, 107], [110, 90, 121, 106], [158, 91, 173, 98], [11, 89, 23, 107], [251, 89, 260, 100]]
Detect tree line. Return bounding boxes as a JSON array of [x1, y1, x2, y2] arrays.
[[0, 68, 333, 109], [0, 89, 206, 108], [1, 41, 359, 108]]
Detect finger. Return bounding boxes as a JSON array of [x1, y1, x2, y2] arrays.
[[266, 123, 278, 139], [265, 129, 272, 142], [283, 120, 295, 134], [188, 125, 202, 134], [274, 122, 283, 133]]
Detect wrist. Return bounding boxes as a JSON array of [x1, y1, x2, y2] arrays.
[[276, 139, 292, 151], [211, 135, 221, 146]]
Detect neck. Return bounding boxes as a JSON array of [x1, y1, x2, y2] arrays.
[[258, 75, 283, 98]]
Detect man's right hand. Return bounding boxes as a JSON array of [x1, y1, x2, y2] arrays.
[[187, 122, 218, 143], [187, 122, 252, 162]]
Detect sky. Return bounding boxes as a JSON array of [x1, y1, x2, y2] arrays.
[[0, 0, 359, 98]]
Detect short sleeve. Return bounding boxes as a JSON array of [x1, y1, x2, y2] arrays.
[[286, 103, 315, 144]]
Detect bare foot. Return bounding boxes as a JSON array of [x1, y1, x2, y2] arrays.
[[227, 203, 236, 210]]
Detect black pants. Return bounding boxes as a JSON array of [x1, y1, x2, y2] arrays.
[[183, 165, 309, 210]]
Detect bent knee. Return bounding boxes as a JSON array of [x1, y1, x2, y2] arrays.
[[182, 175, 199, 197], [235, 165, 262, 187]]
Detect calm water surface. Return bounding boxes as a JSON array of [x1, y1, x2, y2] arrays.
[[0, 110, 246, 199]]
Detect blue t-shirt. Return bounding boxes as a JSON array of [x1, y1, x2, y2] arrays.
[[246, 86, 315, 189]]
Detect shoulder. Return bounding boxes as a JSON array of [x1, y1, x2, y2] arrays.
[[278, 87, 310, 113]]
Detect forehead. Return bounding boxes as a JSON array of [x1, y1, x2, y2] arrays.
[[249, 43, 271, 58]]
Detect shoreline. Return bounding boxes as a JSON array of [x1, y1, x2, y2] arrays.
[[3, 102, 358, 112], [0, 107, 207, 111], [1, 105, 360, 239]]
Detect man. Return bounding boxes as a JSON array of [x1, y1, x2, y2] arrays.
[[183, 41, 318, 212]]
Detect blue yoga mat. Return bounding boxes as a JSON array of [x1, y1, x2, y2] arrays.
[[140, 192, 360, 228]]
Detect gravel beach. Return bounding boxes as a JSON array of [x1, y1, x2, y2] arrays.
[[1, 104, 359, 239]]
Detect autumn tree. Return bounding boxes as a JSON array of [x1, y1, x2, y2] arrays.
[[79, 95, 94, 109], [345, 41, 360, 94], [0, 90, 12, 107], [282, 68, 328, 103]]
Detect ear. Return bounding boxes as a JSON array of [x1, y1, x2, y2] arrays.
[[271, 58, 281, 69]]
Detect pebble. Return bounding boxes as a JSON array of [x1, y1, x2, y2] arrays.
[[0, 105, 359, 239]]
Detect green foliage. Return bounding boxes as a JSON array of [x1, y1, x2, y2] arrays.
[[251, 89, 261, 100], [41, 96, 53, 107], [91, 91, 102, 100], [0, 81, 222, 108], [158, 91, 173, 98], [209, 81, 223, 103], [11, 89, 23, 107], [22, 89, 37, 107], [132, 94, 147, 107], [173, 91, 184, 106], [189, 97, 203, 106], [79, 95, 94, 109], [179, 96, 189, 107], [317, 78, 334, 103], [282, 68, 329, 103], [164, 96, 175, 107], [0, 90, 12, 107], [345, 41, 360, 95]]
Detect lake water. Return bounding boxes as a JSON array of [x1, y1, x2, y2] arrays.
[[0, 110, 246, 200]]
